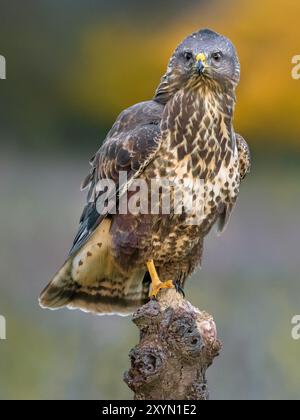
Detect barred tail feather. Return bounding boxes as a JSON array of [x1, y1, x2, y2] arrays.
[[39, 219, 149, 315], [39, 260, 149, 316], [39, 259, 75, 309]]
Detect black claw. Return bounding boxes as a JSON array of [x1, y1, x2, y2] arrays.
[[173, 281, 185, 298]]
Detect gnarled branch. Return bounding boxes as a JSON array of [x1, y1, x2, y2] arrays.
[[124, 288, 221, 400]]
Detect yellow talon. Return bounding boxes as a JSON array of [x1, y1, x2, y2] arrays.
[[146, 259, 175, 298], [150, 279, 174, 298]]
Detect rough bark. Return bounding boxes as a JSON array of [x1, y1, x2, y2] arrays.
[[124, 288, 221, 400]]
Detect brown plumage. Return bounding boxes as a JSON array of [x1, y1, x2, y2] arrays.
[[39, 29, 251, 315]]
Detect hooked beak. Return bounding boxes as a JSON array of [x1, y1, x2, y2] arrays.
[[195, 53, 206, 75]]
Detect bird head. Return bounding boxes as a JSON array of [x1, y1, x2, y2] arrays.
[[155, 29, 240, 104]]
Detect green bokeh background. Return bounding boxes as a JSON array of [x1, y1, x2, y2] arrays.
[[0, 0, 299, 400]]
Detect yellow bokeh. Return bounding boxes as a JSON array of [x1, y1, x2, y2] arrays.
[[66, 0, 300, 148]]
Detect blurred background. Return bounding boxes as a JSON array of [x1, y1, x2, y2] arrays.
[[0, 0, 299, 400]]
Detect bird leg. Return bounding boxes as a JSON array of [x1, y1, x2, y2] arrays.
[[146, 259, 175, 298]]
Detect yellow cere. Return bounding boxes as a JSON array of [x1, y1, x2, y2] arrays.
[[196, 53, 206, 64]]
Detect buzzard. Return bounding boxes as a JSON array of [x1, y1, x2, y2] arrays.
[[39, 29, 250, 315]]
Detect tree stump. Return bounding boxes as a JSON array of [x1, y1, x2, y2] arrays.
[[124, 288, 221, 400]]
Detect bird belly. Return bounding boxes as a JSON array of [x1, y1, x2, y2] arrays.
[[111, 148, 240, 276], [143, 152, 240, 264]]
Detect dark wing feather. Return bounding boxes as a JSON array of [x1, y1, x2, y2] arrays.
[[69, 100, 164, 255]]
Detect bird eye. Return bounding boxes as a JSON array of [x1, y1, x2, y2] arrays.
[[184, 51, 193, 62], [212, 51, 223, 62]]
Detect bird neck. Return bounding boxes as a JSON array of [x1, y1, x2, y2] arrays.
[[197, 80, 236, 119], [160, 82, 236, 153], [154, 72, 236, 116]]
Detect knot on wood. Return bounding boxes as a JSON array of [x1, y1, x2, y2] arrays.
[[124, 288, 221, 400]]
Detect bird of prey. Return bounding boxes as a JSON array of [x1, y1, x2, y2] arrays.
[[39, 29, 250, 315]]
